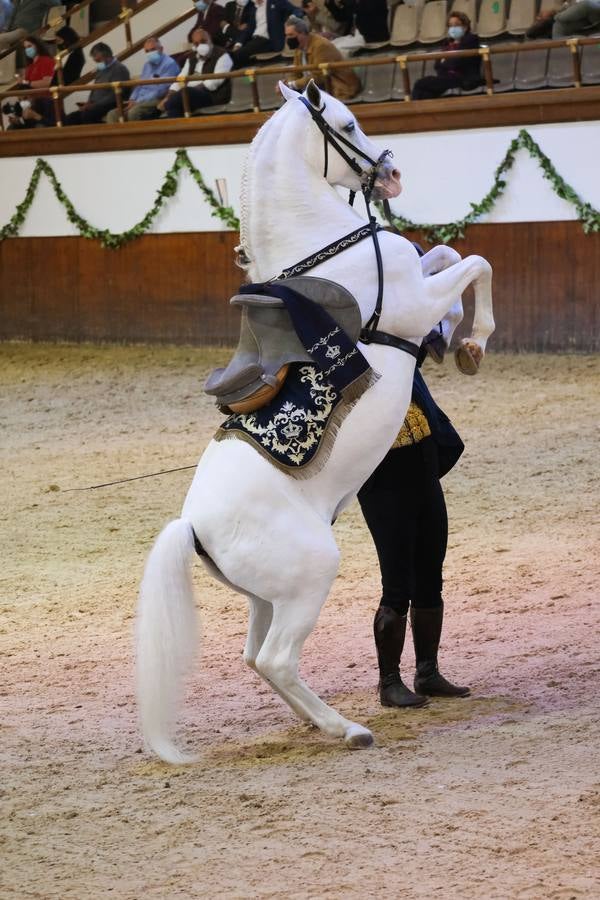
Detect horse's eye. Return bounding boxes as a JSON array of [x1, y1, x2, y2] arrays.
[[343, 122, 355, 134]]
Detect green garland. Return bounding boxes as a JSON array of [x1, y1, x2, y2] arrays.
[[0, 148, 240, 248], [1, 129, 598, 248], [380, 128, 600, 244]]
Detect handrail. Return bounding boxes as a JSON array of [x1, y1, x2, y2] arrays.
[[1, 34, 597, 129], [0, 0, 169, 64]]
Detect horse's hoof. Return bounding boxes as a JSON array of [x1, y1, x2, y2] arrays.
[[424, 331, 447, 365], [344, 724, 374, 750], [454, 340, 483, 376]]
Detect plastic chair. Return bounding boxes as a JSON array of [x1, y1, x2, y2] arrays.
[[581, 39, 600, 84], [514, 48, 549, 90], [507, 0, 537, 35], [418, 1, 448, 44], [0, 50, 16, 85], [354, 61, 395, 102], [547, 45, 577, 88], [449, 0, 477, 30], [477, 0, 507, 39], [488, 48, 517, 92], [255, 71, 286, 110], [391, 55, 424, 100], [390, 3, 420, 46], [199, 74, 255, 115]]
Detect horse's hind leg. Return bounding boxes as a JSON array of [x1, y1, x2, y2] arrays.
[[255, 594, 373, 749], [244, 595, 313, 723]]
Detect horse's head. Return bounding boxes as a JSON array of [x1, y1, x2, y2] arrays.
[[279, 80, 401, 201]]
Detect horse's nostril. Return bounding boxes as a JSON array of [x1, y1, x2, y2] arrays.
[[392, 168, 401, 181]]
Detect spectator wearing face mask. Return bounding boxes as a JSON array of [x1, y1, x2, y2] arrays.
[[189, 0, 226, 41], [5, 33, 53, 129], [64, 42, 130, 125], [18, 25, 84, 127], [106, 37, 179, 123], [0, 0, 61, 51], [215, 0, 255, 52], [282, 14, 360, 100], [411, 12, 481, 101], [160, 26, 233, 117], [230, 0, 304, 68]]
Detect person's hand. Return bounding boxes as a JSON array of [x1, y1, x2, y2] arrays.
[[22, 107, 41, 121], [239, 22, 248, 30]]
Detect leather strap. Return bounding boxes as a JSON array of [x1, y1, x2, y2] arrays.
[[359, 328, 420, 359]]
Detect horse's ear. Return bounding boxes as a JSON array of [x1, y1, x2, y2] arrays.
[[278, 80, 297, 102], [306, 79, 322, 109]]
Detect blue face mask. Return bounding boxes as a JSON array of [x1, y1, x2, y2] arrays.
[[147, 50, 162, 65], [25, 46, 37, 59], [448, 25, 465, 40], [195, 0, 208, 11], [96, 60, 107, 71]]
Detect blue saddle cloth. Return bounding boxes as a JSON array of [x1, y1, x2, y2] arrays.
[[214, 280, 379, 477], [215, 363, 347, 475]]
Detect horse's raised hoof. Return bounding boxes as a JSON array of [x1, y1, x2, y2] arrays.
[[344, 723, 374, 750], [424, 330, 447, 365], [454, 340, 483, 376]]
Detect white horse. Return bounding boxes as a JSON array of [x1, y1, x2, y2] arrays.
[[136, 81, 494, 763]]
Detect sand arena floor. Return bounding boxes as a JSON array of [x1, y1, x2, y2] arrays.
[[1, 344, 599, 900]]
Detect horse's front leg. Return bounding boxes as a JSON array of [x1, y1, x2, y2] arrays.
[[423, 255, 494, 375], [420, 246, 465, 358]]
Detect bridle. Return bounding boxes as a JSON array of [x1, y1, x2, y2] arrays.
[[297, 96, 419, 358]]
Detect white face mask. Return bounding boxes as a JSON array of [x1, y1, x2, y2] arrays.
[[236, 0, 249, 5], [195, 42, 210, 57]]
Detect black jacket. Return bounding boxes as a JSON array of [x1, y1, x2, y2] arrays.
[[435, 32, 481, 86], [412, 368, 464, 478]]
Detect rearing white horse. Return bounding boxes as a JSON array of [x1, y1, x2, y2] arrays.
[[136, 81, 494, 763]]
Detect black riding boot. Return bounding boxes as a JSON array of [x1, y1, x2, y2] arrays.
[[411, 604, 470, 697], [374, 605, 428, 708]]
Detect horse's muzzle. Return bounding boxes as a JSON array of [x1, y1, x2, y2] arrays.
[[372, 166, 402, 200]]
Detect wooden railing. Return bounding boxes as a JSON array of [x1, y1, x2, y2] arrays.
[[1, 34, 597, 130]]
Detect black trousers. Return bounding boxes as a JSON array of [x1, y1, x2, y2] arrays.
[[411, 74, 461, 101], [65, 99, 116, 126], [357, 439, 447, 616], [231, 36, 273, 68], [165, 85, 215, 117]]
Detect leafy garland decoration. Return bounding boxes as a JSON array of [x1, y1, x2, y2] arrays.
[[0, 148, 240, 248], [380, 128, 600, 244], [0, 129, 598, 247]]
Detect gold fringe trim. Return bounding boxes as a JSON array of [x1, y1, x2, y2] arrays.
[[214, 367, 380, 480]]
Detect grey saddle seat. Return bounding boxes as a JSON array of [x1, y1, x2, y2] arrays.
[[204, 276, 362, 408]]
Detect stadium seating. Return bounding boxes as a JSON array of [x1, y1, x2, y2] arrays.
[[581, 40, 600, 84], [514, 47, 549, 90], [449, 0, 478, 29], [477, 0, 508, 39], [547, 45, 578, 89], [390, 3, 420, 47], [507, 0, 537, 36], [418, 1, 448, 44], [355, 61, 395, 103]]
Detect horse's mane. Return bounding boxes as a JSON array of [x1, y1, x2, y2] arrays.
[[238, 101, 295, 274]]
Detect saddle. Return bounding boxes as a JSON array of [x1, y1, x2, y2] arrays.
[[204, 276, 362, 413]]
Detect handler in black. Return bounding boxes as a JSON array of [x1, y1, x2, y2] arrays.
[[357, 338, 470, 708]]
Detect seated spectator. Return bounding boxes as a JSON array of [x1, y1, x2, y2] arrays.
[[526, 2, 563, 39], [412, 11, 481, 101], [160, 27, 232, 117], [19, 25, 84, 126], [5, 33, 53, 128], [215, 0, 255, 53], [230, 0, 304, 68], [553, 0, 600, 37], [301, 0, 351, 38], [189, 0, 226, 42], [106, 37, 179, 123], [282, 14, 360, 100], [332, 0, 389, 57], [64, 43, 129, 126], [0, 0, 62, 51]]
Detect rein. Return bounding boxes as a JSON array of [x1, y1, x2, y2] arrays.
[[293, 96, 419, 360]]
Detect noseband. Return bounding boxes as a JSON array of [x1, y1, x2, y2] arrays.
[[297, 97, 418, 358]]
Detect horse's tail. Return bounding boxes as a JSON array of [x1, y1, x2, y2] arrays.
[[136, 518, 200, 764]]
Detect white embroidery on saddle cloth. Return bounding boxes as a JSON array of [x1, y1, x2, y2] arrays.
[[214, 362, 377, 478]]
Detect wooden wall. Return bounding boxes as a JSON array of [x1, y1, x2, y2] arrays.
[[1, 222, 598, 350]]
